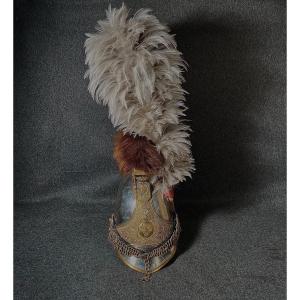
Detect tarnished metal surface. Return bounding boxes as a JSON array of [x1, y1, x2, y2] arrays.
[[112, 169, 179, 275]]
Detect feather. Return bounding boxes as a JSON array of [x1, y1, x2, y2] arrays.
[[84, 4, 195, 191]]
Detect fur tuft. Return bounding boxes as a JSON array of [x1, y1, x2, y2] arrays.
[[113, 131, 164, 175], [85, 4, 195, 191]]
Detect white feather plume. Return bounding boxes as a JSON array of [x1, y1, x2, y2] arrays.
[[84, 4, 195, 191]]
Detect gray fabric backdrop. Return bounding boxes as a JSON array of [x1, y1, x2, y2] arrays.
[[14, 0, 286, 299]]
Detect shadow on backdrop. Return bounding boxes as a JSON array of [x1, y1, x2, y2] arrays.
[[171, 17, 273, 255]]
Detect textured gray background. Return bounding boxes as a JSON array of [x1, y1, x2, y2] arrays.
[[14, 0, 286, 299]]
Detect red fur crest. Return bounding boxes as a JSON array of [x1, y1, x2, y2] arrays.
[[113, 131, 164, 175]]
